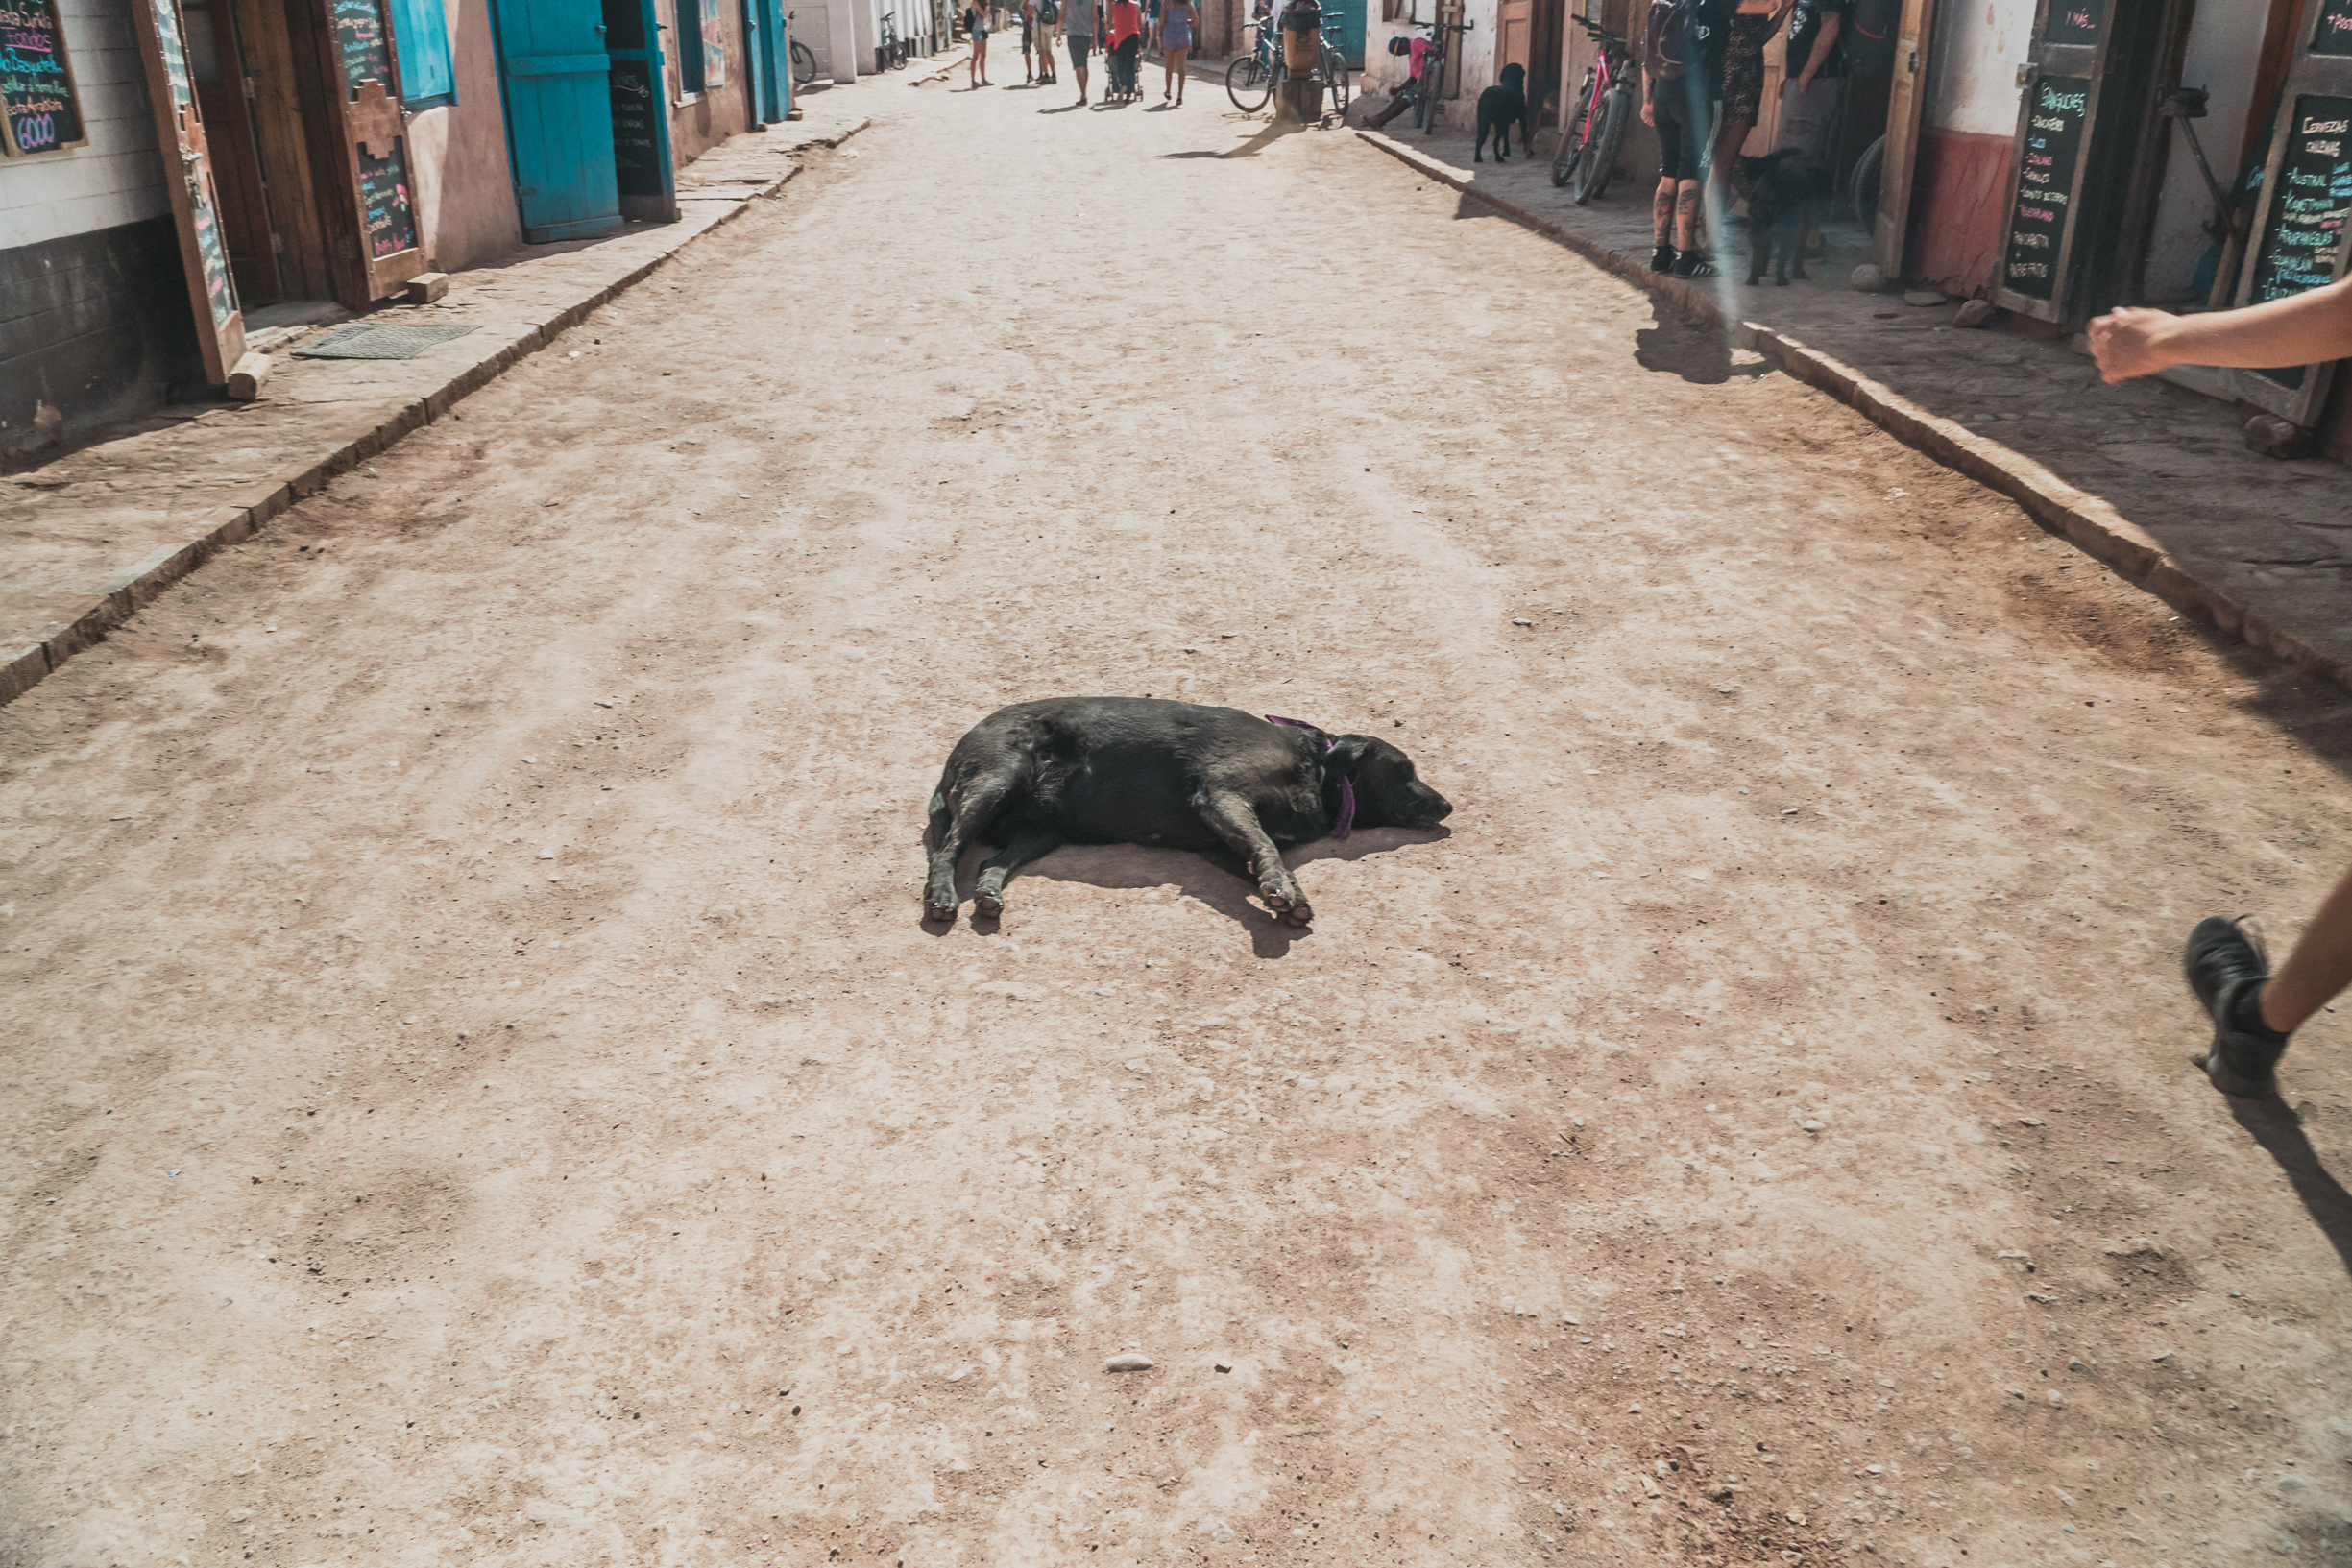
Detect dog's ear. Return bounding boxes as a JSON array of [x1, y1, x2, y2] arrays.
[[1326, 734, 1375, 777]]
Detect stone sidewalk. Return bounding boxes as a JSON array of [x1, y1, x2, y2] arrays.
[[1356, 115, 2352, 690], [0, 59, 960, 708]]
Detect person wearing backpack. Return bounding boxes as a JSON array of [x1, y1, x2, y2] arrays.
[[1642, 0, 1734, 277], [1035, 0, 1060, 81]]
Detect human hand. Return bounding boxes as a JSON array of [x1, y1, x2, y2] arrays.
[[1640, 97, 1654, 126], [2088, 305, 2180, 383]]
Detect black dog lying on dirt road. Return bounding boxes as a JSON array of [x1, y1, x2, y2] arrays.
[[923, 698, 1453, 926], [1475, 62, 1528, 162], [1732, 149, 1834, 285]]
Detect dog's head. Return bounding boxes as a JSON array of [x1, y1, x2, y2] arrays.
[[1498, 61, 1526, 89], [1330, 735, 1454, 830]]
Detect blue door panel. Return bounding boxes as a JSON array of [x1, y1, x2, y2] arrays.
[[492, 0, 624, 241]]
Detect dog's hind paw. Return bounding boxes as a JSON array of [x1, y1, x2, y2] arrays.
[[923, 901, 958, 924], [1282, 900, 1314, 927], [973, 887, 1004, 918]]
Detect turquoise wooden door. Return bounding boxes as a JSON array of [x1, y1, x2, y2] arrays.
[[744, 0, 791, 123], [491, 0, 623, 241]]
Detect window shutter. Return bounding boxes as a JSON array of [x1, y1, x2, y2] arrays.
[[390, 0, 456, 101]]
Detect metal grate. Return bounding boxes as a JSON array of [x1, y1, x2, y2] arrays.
[[291, 324, 480, 361]]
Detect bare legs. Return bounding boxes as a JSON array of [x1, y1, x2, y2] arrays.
[[1164, 43, 1187, 101], [2261, 863, 2352, 1032]]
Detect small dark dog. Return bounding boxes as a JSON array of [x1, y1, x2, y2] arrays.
[[1733, 149, 1833, 285], [1475, 62, 1527, 162]]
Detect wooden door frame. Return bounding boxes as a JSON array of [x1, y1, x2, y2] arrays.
[[1870, 0, 1933, 276], [130, 0, 247, 383]]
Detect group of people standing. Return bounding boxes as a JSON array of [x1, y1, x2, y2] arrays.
[[1641, 0, 1851, 278], [961, 0, 1196, 104]]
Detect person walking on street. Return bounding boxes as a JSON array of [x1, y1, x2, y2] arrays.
[[1060, 0, 1095, 101], [1642, 0, 1732, 277], [1157, 0, 1194, 101], [964, 0, 992, 84], [1020, 0, 1037, 81], [1034, 0, 1058, 81], [2090, 275, 2352, 1097]]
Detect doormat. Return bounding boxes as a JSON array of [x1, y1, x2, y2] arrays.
[[291, 324, 479, 360]]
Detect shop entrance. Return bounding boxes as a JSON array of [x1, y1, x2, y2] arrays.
[[130, 0, 434, 383]]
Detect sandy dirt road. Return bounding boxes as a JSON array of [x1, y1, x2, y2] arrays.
[[6, 67, 2352, 1568]]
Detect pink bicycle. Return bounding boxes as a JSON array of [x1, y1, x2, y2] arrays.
[[1551, 13, 1634, 203]]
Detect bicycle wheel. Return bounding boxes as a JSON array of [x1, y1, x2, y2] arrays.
[[1226, 52, 1271, 111], [1419, 54, 1443, 133], [1851, 133, 1886, 228], [791, 38, 819, 84], [1321, 45, 1347, 112], [1571, 84, 1630, 204], [1551, 74, 1591, 186], [888, 34, 909, 65]]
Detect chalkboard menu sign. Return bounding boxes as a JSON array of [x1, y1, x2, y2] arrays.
[[2314, 0, 2352, 60], [2002, 75, 2089, 302], [1, 0, 86, 155], [147, 0, 236, 326], [610, 56, 665, 195], [332, 0, 392, 88], [358, 142, 417, 258], [2243, 93, 2352, 391], [2044, 0, 2103, 49]]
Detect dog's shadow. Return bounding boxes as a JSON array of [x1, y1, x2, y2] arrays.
[[1634, 299, 1773, 386], [941, 828, 1450, 958]]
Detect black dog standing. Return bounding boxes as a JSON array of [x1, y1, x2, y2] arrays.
[[1475, 61, 1528, 162], [1732, 149, 1833, 285], [922, 698, 1454, 926]]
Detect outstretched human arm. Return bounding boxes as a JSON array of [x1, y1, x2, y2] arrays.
[[2089, 275, 2352, 383]]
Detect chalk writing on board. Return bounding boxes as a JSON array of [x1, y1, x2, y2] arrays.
[[2313, 0, 2352, 60], [358, 142, 418, 258], [610, 57, 665, 196], [2002, 75, 2089, 302], [333, 0, 392, 89], [2045, 0, 2103, 49], [0, 0, 85, 154], [700, 0, 727, 88], [2246, 94, 2352, 391]]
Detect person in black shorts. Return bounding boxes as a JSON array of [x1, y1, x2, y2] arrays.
[[1708, 0, 1789, 231], [1641, 0, 1728, 277]]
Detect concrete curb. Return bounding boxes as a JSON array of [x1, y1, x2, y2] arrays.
[[1357, 128, 2352, 692], [0, 118, 875, 712]]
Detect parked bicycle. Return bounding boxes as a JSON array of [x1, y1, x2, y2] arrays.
[[879, 7, 911, 68], [1224, 6, 1349, 115], [1550, 13, 1631, 201], [1410, 14, 1470, 134], [788, 10, 820, 84]]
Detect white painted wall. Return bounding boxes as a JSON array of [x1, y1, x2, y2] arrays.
[[1364, 0, 1498, 122], [1923, 0, 2030, 136], [0, 0, 167, 250], [2141, 0, 2270, 302], [827, 0, 861, 79]]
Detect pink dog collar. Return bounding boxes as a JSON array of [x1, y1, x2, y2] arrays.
[[1264, 714, 1355, 838]]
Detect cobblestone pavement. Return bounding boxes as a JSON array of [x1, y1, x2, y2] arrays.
[[4, 65, 2350, 1568]]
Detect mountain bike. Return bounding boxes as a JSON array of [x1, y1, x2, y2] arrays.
[[1411, 15, 1470, 133], [1550, 13, 1631, 201], [788, 11, 820, 84], [1225, 8, 1347, 114]]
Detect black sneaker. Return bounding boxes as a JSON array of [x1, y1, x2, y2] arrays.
[[1650, 245, 1676, 273], [1670, 252, 1718, 278], [2183, 916, 2290, 1097]]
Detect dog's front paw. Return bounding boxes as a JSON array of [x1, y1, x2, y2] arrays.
[[923, 899, 959, 924], [973, 886, 1004, 918]]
